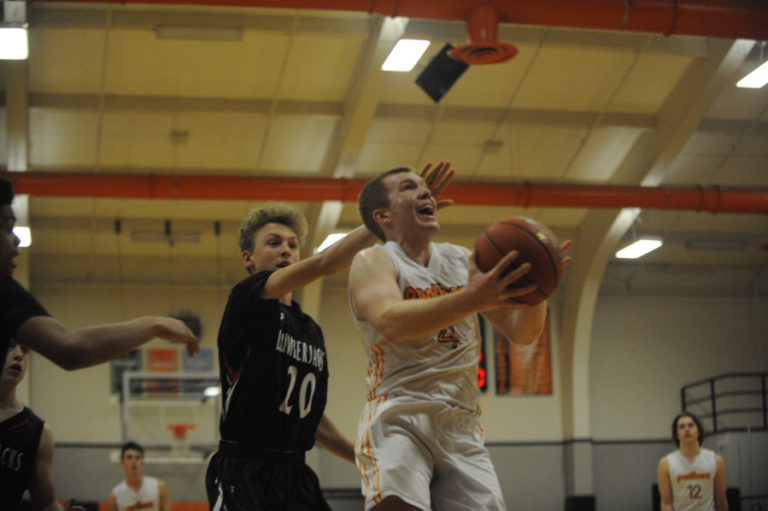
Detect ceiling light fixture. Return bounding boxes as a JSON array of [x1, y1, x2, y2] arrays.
[[315, 232, 347, 253], [0, 23, 28, 60], [615, 237, 663, 259], [737, 42, 768, 89], [13, 226, 31, 247], [736, 60, 768, 89], [382, 39, 430, 72]]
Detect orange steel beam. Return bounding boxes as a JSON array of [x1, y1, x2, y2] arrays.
[[4, 172, 768, 215], [32, 0, 768, 40]]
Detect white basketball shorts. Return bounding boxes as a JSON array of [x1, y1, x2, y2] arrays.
[[355, 395, 506, 511]]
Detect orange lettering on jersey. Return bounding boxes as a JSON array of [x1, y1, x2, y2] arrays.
[[403, 283, 463, 300], [676, 471, 711, 483]]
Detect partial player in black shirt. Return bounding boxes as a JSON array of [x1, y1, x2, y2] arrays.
[[0, 178, 199, 374], [206, 202, 377, 511], [0, 339, 85, 510]]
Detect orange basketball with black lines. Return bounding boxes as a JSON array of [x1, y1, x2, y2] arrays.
[[474, 217, 563, 305]]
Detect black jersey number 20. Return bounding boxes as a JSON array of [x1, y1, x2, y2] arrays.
[[278, 365, 317, 419]]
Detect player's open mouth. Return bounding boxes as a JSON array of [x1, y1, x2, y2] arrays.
[[417, 204, 434, 217]]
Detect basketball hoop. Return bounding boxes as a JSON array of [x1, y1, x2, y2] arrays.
[[167, 423, 195, 457]]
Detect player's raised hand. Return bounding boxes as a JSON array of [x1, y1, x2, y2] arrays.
[[154, 317, 200, 356], [420, 161, 455, 210], [466, 248, 537, 311]]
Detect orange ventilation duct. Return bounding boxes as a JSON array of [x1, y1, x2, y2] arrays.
[[3, 172, 767, 215], [448, 6, 518, 65], [34, 0, 768, 40]]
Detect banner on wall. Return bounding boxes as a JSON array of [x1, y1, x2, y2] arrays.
[[146, 348, 179, 397], [181, 347, 214, 373], [495, 311, 552, 395]]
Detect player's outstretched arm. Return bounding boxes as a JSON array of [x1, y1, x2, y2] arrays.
[[315, 414, 355, 464], [260, 222, 378, 300], [16, 315, 199, 371], [261, 161, 456, 300]]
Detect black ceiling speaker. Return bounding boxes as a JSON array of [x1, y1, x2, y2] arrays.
[[415, 43, 469, 103]]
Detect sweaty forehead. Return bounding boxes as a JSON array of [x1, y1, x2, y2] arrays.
[[387, 171, 423, 187]]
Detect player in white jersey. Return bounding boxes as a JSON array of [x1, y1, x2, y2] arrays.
[[657, 412, 728, 511], [349, 163, 570, 511], [109, 442, 170, 511]]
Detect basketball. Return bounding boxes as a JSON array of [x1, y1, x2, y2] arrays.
[[474, 216, 563, 305]]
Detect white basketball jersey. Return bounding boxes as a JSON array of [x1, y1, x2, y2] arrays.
[[666, 448, 717, 511], [112, 476, 160, 511], [351, 241, 482, 411]]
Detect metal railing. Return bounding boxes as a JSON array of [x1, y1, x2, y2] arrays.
[[681, 372, 768, 433], [742, 495, 768, 511]]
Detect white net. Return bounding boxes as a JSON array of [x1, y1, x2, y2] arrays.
[[119, 371, 220, 463]]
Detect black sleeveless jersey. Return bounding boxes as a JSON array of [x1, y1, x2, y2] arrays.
[[1, 277, 49, 369], [0, 407, 45, 507], [216, 271, 329, 452]]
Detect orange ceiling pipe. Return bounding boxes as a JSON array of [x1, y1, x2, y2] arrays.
[[33, 0, 768, 40], [4, 172, 768, 215]]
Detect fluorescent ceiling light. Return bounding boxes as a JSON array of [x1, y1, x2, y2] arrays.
[[0, 24, 28, 60], [615, 237, 662, 259], [736, 60, 768, 89], [14, 226, 31, 248], [382, 39, 430, 72], [315, 232, 347, 253]]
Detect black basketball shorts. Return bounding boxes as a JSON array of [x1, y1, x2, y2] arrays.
[[206, 442, 332, 511]]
